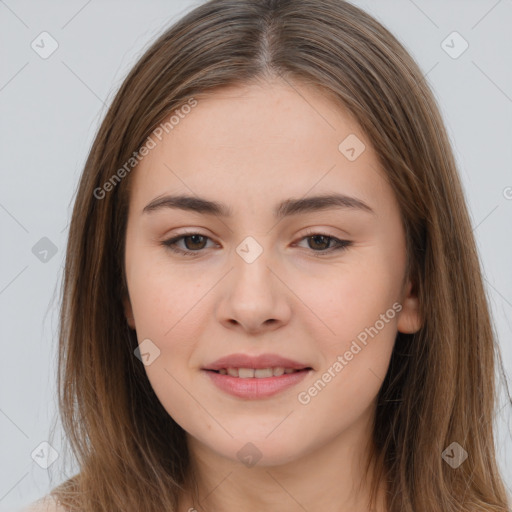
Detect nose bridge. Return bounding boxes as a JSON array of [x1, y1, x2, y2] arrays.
[[215, 233, 290, 332], [231, 234, 275, 297]]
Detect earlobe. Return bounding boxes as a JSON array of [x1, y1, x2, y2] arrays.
[[397, 279, 422, 334], [123, 295, 136, 330]]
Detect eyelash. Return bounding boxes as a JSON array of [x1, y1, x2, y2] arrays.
[[160, 229, 352, 258]]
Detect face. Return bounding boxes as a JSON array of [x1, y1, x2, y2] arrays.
[[122, 79, 421, 468]]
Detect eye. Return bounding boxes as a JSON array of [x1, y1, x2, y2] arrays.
[[161, 233, 214, 256], [161, 230, 352, 257], [295, 229, 352, 256]]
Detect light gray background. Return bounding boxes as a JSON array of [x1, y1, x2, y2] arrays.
[[1, 0, 511, 510]]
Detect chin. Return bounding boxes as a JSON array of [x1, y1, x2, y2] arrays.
[[199, 432, 308, 468]]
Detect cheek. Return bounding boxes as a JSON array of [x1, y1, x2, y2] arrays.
[[305, 258, 402, 341], [127, 264, 210, 432], [297, 259, 400, 400], [295, 285, 398, 438], [128, 253, 207, 337]]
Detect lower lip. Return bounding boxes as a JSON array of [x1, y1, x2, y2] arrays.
[[203, 369, 311, 399]]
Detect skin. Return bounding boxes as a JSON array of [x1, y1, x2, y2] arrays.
[[122, 78, 422, 512]]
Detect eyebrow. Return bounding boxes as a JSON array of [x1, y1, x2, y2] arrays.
[[142, 193, 375, 218]]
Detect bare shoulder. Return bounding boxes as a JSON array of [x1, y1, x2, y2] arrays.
[[18, 495, 67, 512]]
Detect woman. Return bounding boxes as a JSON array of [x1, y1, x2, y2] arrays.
[[23, 0, 511, 510]]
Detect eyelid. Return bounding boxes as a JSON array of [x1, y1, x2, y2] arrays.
[[161, 228, 352, 257], [163, 226, 345, 241]]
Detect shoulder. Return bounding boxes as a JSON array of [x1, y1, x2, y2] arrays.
[[17, 495, 67, 512]]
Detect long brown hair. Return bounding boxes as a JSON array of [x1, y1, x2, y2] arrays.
[[47, 0, 511, 510]]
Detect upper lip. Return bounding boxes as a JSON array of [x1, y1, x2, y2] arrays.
[[203, 353, 312, 371]]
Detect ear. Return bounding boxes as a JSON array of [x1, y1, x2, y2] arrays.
[[397, 278, 422, 334], [123, 295, 136, 330]]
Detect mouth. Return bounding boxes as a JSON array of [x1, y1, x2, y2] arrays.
[[202, 353, 313, 399], [205, 367, 312, 378], [202, 366, 313, 399]]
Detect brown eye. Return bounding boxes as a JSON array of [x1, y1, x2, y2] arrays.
[[306, 234, 332, 251], [296, 231, 352, 256], [161, 232, 352, 257], [161, 233, 214, 255], [181, 234, 208, 250]]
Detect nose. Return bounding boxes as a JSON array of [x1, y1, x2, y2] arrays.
[[215, 248, 292, 335]]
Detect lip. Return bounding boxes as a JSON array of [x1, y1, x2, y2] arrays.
[[202, 352, 313, 400], [203, 368, 312, 399], [203, 353, 312, 371]]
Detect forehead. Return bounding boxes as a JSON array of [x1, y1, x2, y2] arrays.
[[127, 80, 392, 217]]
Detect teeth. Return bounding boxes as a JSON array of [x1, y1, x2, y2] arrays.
[[254, 368, 273, 378], [219, 367, 301, 378], [238, 368, 255, 378], [227, 367, 238, 377]]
